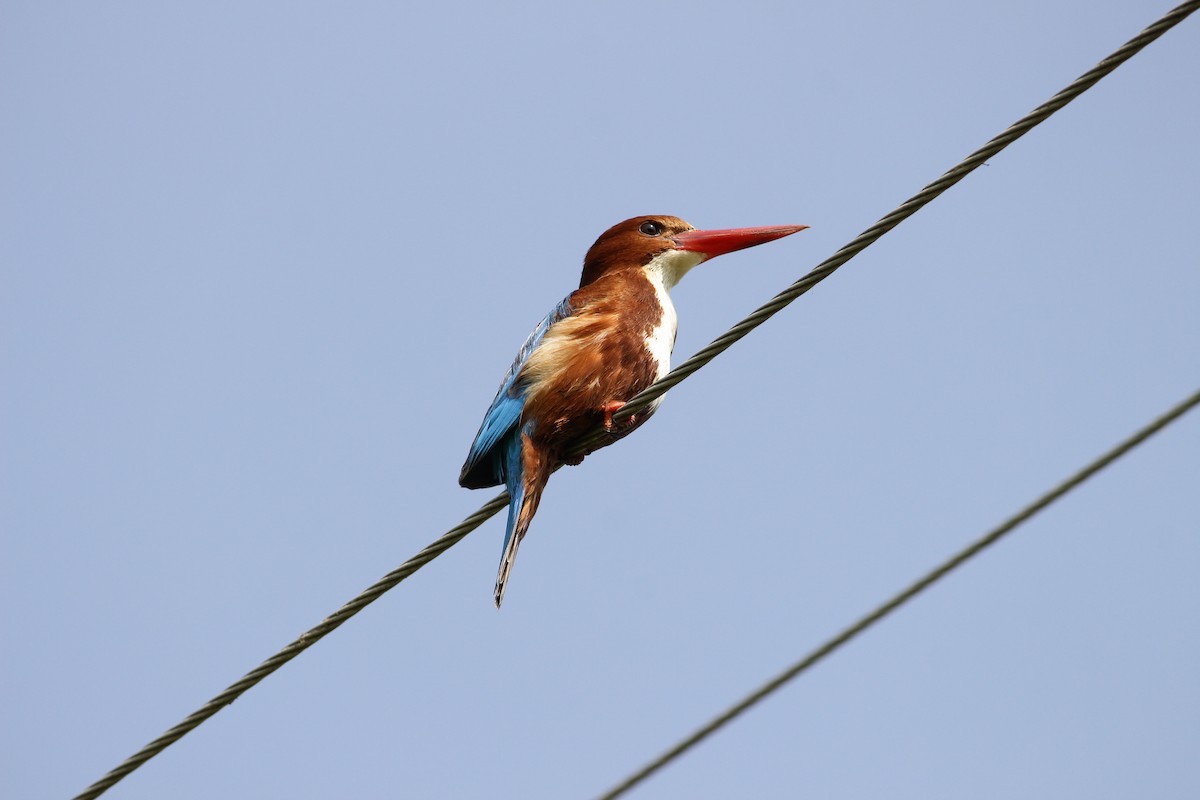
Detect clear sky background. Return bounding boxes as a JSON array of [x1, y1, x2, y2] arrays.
[[3, 2, 1198, 798]]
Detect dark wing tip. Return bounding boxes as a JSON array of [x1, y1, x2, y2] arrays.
[[459, 458, 501, 490]]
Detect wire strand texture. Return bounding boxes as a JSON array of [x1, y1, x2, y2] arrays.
[[73, 3, 1199, 798], [596, 386, 1200, 799]]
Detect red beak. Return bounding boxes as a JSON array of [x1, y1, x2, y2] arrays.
[[672, 224, 809, 259]]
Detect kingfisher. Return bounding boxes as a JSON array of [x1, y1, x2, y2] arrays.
[[460, 215, 808, 607]]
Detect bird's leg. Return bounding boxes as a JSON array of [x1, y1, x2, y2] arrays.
[[600, 401, 627, 432]]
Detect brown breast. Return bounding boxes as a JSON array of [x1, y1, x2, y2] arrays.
[[519, 268, 664, 459]]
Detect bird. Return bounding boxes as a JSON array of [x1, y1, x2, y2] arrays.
[[460, 215, 808, 607]]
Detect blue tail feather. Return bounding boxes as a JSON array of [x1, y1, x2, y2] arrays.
[[500, 432, 526, 566]]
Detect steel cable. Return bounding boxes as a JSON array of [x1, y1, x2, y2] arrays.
[[591, 0, 1200, 436], [596, 386, 1200, 799]]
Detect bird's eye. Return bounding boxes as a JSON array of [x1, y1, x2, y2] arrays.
[[639, 220, 663, 236]]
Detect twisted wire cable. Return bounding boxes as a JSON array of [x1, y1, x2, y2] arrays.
[[596, 386, 1200, 799], [73, 3, 1198, 797], [71, 491, 510, 800], [592, 0, 1200, 436]]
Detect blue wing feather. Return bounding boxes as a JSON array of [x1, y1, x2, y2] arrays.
[[459, 297, 573, 489]]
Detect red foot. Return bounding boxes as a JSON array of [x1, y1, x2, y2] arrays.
[[601, 401, 626, 432]]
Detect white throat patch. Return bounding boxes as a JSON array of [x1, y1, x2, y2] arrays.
[[645, 248, 707, 291]]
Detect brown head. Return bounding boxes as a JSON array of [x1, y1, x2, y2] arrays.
[[579, 215, 808, 289]]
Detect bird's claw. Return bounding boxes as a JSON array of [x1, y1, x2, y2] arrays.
[[601, 401, 626, 433]]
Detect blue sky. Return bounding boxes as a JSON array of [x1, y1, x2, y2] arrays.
[[3, 2, 1198, 798]]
